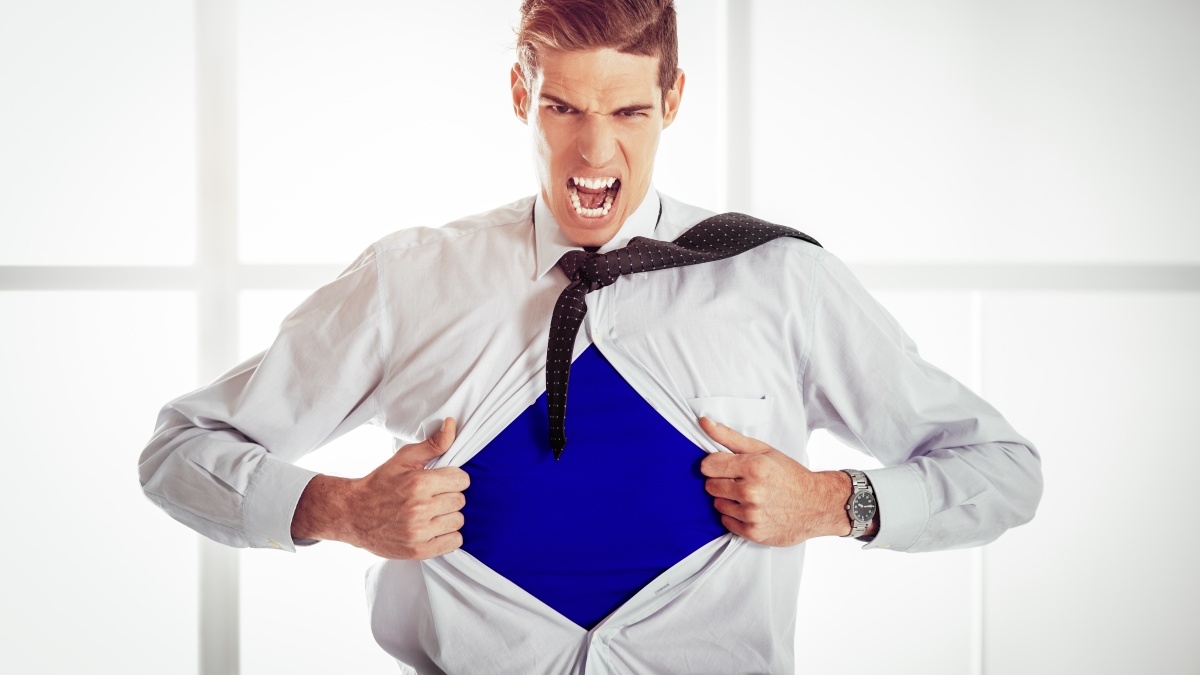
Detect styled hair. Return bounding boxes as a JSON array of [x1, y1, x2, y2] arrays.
[[516, 0, 679, 98]]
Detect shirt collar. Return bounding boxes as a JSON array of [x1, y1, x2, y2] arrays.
[[533, 187, 662, 279]]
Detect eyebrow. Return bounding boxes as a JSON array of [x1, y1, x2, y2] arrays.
[[540, 92, 657, 115]]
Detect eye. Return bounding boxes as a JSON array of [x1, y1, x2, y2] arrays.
[[548, 104, 575, 115], [618, 109, 649, 118]]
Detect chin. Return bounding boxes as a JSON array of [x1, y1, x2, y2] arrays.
[[556, 202, 624, 246]]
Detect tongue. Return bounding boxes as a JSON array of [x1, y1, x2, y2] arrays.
[[577, 186, 607, 210]]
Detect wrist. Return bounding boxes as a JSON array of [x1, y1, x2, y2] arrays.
[[291, 474, 354, 543], [822, 470, 855, 537]]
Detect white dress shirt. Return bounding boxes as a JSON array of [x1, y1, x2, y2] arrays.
[[140, 189, 1042, 674]]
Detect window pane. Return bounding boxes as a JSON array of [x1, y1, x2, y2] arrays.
[[238, 290, 397, 672], [238, 1, 530, 264], [0, 1, 195, 265], [798, 291, 976, 675], [0, 292, 198, 673], [647, 0, 722, 210], [982, 292, 1200, 674], [749, 0, 1200, 264]]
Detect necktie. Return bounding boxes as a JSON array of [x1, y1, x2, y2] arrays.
[[547, 212, 822, 458]]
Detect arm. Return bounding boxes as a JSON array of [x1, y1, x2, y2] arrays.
[[701, 251, 1040, 551], [138, 246, 466, 557], [799, 252, 1042, 552]]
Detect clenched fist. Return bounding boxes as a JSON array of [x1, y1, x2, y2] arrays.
[[292, 417, 470, 559], [699, 417, 855, 546]]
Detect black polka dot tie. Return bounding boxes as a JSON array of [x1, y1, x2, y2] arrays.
[[546, 212, 822, 458]]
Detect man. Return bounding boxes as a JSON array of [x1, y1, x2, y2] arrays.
[[140, 1, 1042, 672]]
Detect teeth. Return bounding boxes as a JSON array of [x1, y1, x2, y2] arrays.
[[571, 176, 618, 190], [570, 192, 614, 218], [567, 177, 618, 218]]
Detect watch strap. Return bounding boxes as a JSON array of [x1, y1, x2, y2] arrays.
[[841, 469, 876, 538]]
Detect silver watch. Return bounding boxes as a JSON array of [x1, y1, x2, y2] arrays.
[[841, 469, 877, 538]]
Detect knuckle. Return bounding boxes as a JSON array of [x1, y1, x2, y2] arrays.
[[396, 514, 428, 541], [393, 518, 414, 540], [746, 457, 765, 479], [743, 485, 763, 504], [397, 505, 421, 527], [398, 473, 426, 497]]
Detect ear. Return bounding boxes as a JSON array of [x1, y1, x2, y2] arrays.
[[661, 68, 685, 129], [511, 63, 530, 124]]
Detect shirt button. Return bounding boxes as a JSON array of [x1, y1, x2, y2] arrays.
[[267, 540, 282, 549]]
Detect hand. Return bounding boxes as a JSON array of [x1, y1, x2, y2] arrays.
[[699, 417, 851, 546], [292, 417, 470, 560]]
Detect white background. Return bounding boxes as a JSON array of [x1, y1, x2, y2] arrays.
[[1, 1, 1197, 673]]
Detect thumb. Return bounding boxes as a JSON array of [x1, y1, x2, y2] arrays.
[[699, 416, 770, 455], [394, 417, 457, 468]]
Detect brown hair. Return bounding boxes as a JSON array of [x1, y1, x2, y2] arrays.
[[516, 0, 678, 98]]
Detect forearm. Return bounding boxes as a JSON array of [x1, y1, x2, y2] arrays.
[[862, 440, 1041, 552], [139, 407, 318, 550]]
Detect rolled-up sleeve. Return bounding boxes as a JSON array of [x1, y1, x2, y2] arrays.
[[138, 245, 389, 551], [802, 252, 1043, 552]]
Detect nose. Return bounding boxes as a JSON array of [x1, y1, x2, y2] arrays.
[[577, 115, 616, 167]]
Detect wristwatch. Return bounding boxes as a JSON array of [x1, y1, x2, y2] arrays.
[[840, 469, 877, 538]]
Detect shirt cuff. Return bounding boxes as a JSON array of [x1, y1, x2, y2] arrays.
[[861, 463, 929, 551], [242, 454, 319, 552]]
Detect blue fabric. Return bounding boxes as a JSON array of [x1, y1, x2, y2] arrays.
[[459, 346, 726, 630]]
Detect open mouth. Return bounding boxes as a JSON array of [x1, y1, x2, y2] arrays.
[[568, 176, 621, 218]]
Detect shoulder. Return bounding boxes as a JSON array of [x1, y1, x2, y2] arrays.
[[658, 192, 716, 233], [658, 192, 827, 266], [372, 195, 535, 256]]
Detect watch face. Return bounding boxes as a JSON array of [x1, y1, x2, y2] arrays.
[[851, 491, 877, 522]]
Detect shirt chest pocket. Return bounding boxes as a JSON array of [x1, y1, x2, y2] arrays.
[[686, 395, 772, 442]]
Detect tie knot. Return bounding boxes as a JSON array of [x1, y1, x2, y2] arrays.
[[556, 250, 595, 281], [556, 249, 612, 290]]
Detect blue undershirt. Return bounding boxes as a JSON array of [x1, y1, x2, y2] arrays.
[[459, 346, 726, 630]]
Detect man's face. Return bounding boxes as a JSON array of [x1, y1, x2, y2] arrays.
[[512, 48, 684, 247]]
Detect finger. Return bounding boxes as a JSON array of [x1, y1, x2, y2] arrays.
[[719, 514, 749, 539], [424, 466, 470, 492], [712, 497, 746, 520], [394, 417, 458, 468], [422, 531, 464, 559], [428, 510, 465, 537], [701, 452, 742, 479], [425, 491, 468, 517], [699, 417, 770, 455], [401, 469, 469, 501], [432, 417, 457, 449], [704, 476, 740, 499]]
